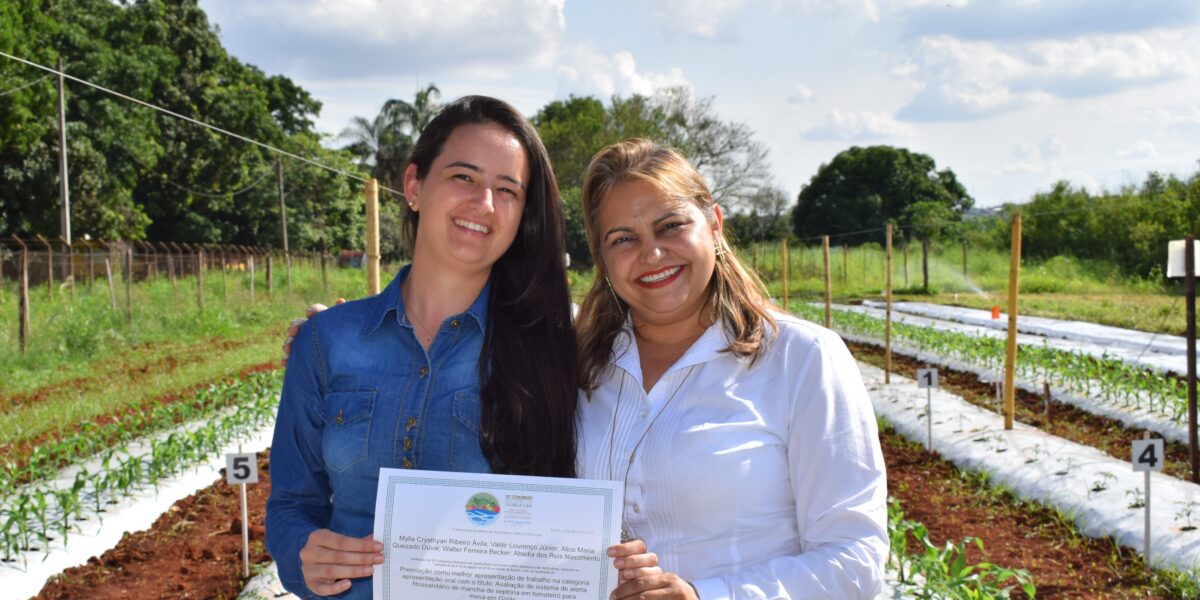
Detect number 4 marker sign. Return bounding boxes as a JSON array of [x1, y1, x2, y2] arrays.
[[1132, 439, 1164, 472], [1132, 437, 1164, 569]]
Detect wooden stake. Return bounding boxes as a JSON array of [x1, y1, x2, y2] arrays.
[[1003, 213, 1022, 430], [366, 178, 381, 295], [885, 224, 893, 384], [15, 236, 30, 352], [320, 239, 328, 294], [1185, 235, 1197, 483], [196, 250, 205, 311], [104, 257, 116, 312], [842, 244, 848, 285], [248, 253, 256, 303], [37, 234, 53, 299], [781, 238, 790, 311], [822, 235, 832, 328], [124, 246, 133, 326], [922, 237, 930, 293]]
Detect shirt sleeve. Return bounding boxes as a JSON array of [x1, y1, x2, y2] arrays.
[[265, 317, 331, 600], [690, 328, 889, 600]]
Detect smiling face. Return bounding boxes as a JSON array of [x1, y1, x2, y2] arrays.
[[596, 178, 723, 328], [404, 122, 529, 276]]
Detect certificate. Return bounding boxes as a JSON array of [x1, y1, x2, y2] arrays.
[[372, 469, 624, 600]]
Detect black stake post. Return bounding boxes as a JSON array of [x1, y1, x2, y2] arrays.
[[1186, 235, 1197, 483]]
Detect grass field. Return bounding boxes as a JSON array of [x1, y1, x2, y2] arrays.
[[0, 261, 381, 448]]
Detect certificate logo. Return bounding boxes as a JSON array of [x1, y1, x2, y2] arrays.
[[465, 492, 501, 525]]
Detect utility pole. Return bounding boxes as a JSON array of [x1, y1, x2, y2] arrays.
[[277, 158, 291, 291], [57, 58, 71, 244]]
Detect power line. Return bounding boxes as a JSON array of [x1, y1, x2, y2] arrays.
[[0, 73, 51, 97], [0, 50, 404, 197]]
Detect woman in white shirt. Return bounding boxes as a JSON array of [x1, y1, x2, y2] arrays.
[[574, 139, 887, 599]]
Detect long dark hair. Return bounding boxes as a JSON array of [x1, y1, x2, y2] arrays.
[[406, 96, 578, 477]]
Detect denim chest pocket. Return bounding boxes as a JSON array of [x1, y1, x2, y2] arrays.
[[450, 391, 488, 470], [320, 389, 376, 473]]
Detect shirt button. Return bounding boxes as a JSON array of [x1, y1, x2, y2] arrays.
[[403, 437, 413, 451], [450, 319, 459, 328], [631, 503, 640, 513], [406, 416, 417, 431], [640, 408, 649, 418], [402, 458, 413, 469], [419, 366, 429, 378]]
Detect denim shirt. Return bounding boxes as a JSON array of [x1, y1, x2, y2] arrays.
[[266, 266, 493, 599]]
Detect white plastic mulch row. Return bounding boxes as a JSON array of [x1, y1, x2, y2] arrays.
[[862, 360, 1200, 576], [849, 301, 1190, 376], [4, 422, 276, 600], [864, 300, 1190, 359]]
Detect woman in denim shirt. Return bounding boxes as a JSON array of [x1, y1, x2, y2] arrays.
[[266, 96, 584, 599]]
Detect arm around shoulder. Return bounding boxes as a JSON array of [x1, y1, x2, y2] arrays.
[[266, 317, 333, 597]]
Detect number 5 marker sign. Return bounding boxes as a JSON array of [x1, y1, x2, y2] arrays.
[[226, 451, 258, 577], [226, 452, 259, 484]]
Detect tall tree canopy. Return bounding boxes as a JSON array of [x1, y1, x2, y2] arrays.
[[340, 83, 441, 194], [996, 170, 1200, 277], [535, 88, 772, 207], [791, 145, 972, 244], [0, 0, 363, 250], [533, 87, 774, 266]]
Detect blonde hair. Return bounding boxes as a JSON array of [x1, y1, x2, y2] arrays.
[[576, 138, 777, 392]]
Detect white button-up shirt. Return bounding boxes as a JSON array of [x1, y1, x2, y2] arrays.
[[577, 313, 887, 599]]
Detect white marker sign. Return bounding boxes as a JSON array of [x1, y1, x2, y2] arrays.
[[226, 452, 259, 484], [1132, 439, 1164, 473], [916, 368, 938, 389]]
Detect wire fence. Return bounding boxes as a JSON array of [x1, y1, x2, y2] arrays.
[[0, 237, 356, 352]]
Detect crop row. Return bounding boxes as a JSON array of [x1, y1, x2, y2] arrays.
[[887, 498, 1036, 598], [2, 370, 280, 492], [796, 304, 1187, 422], [0, 370, 281, 563]]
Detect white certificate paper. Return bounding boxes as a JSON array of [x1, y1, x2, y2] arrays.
[[372, 469, 624, 600]]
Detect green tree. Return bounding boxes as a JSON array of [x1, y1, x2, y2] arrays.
[[0, 0, 349, 249], [791, 145, 972, 244], [341, 83, 440, 193]]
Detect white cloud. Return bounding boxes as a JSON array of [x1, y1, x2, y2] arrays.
[[556, 45, 691, 97], [787, 83, 815, 104], [1006, 135, 1064, 173], [897, 31, 1199, 121], [203, 0, 565, 78], [898, 0, 1200, 41], [1115, 140, 1159, 160], [801, 110, 917, 140], [650, 0, 749, 40]]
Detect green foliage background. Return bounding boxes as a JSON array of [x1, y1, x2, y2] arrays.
[[0, 0, 364, 250]]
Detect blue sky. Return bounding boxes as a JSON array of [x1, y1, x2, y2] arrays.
[[201, 0, 1200, 208]]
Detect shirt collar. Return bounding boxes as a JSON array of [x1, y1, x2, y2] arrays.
[[361, 264, 491, 337], [609, 312, 729, 386]]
